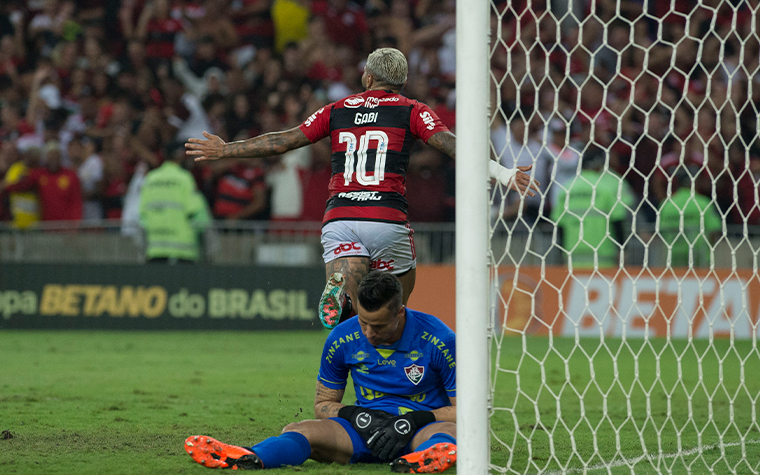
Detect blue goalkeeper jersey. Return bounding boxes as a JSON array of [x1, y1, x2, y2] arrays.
[[318, 308, 456, 415]]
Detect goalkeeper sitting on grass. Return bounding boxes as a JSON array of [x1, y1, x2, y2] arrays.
[[185, 272, 457, 473]]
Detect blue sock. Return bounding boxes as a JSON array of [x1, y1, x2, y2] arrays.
[[414, 433, 457, 453], [250, 431, 311, 468]]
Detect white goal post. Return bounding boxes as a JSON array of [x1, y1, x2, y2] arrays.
[[458, 0, 760, 473], [455, 0, 490, 473]]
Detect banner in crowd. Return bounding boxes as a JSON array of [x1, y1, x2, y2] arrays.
[[409, 266, 760, 339], [0, 264, 325, 330]]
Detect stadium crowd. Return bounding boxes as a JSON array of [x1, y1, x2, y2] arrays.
[[0, 0, 758, 234]]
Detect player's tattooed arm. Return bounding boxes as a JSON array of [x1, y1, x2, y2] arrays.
[[314, 381, 346, 419], [426, 131, 456, 160], [326, 256, 371, 310], [185, 127, 312, 162]]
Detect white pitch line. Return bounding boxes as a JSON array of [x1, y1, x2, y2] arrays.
[[541, 439, 760, 475]]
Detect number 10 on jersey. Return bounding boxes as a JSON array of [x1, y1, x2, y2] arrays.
[[339, 130, 389, 186]]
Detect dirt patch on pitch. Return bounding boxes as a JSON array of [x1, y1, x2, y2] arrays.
[[2, 430, 14, 440]]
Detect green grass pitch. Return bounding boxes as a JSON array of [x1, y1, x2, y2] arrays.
[[1, 331, 759, 474]]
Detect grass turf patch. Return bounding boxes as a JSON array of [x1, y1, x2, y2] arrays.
[[489, 336, 760, 474], [2, 331, 759, 474], [0, 331, 393, 474]]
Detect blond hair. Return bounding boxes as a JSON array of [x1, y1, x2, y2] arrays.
[[365, 48, 408, 87]]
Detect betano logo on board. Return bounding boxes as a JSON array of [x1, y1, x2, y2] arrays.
[[0, 285, 314, 320]]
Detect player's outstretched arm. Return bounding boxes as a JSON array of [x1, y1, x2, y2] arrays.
[[426, 131, 540, 197], [426, 131, 456, 159], [185, 127, 312, 162], [491, 163, 540, 197], [314, 381, 346, 419]]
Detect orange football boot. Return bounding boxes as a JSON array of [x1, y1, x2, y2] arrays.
[[184, 435, 263, 470], [390, 442, 457, 473]]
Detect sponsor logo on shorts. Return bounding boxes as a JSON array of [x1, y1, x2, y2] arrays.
[[344, 96, 365, 108], [404, 364, 425, 385], [370, 258, 395, 271], [337, 191, 382, 201], [334, 242, 362, 255]]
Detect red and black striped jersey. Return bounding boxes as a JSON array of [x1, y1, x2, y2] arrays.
[[298, 90, 449, 224]]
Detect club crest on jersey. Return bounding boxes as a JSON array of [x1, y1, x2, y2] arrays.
[[344, 96, 364, 108], [404, 364, 425, 385]]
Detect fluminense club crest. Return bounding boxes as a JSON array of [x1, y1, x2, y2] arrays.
[[404, 364, 425, 385]]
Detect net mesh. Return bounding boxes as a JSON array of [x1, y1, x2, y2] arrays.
[[488, 1, 760, 473]]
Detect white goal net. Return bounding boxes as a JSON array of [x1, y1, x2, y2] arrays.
[[485, 1, 760, 473]]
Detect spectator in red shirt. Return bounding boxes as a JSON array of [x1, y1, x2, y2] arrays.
[[313, 0, 370, 52], [101, 146, 128, 220], [231, 0, 274, 50], [405, 146, 451, 223], [1, 141, 82, 222], [135, 0, 184, 66], [298, 140, 332, 223], [211, 159, 270, 221]]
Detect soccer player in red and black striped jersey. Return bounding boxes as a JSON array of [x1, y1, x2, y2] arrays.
[[186, 48, 539, 329]]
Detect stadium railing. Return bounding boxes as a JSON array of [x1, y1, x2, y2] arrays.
[[1, 220, 757, 268]]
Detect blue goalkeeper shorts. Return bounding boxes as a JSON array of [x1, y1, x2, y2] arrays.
[[330, 417, 445, 464]]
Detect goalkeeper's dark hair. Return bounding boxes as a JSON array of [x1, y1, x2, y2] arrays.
[[358, 272, 403, 314]]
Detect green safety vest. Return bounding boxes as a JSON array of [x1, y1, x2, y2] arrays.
[[139, 162, 210, 261], [551, 169, 634, 268], [658, 188, 722, 267]]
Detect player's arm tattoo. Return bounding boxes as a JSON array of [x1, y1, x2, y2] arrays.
[[326, 256, 371, 307], [314, 381, 346, 419], [223, 127, 311, 159], [426, 131, 456, 160]]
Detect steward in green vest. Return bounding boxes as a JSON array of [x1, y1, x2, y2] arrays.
[[657, 168, 721, 267], [139, 148, 211, 263], [551, 147, 634, 269]]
